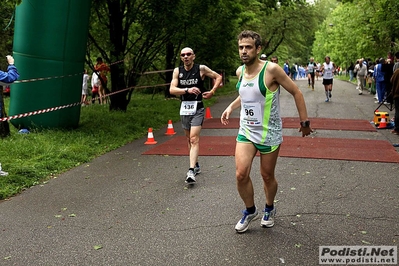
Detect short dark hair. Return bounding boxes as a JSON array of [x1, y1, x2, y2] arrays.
[[96, 57, 103, 62], [237, 30, 262, 48], [395, 52, 399, 59]]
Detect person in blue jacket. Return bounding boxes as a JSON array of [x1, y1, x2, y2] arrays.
[[283, 60, 290, 77], [0, 55, 19, 85], [373, 58, 386, 104]]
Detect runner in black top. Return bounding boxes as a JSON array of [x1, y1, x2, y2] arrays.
[[169, 47, 222, 184]]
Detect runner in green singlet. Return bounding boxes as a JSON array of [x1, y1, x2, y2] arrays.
[[221, 30, 313, 233]]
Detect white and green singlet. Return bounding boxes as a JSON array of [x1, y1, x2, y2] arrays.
[[236, 62, 283, 146]]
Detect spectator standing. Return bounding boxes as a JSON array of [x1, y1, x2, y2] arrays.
[[390, 69, 399, 135], [367, 61, 376, 94], [373, 58, 386, 104], [366, 71, 373, 93], [372, 58, 380, 101], [347, 62, 355, 81], [362, 59, 368, 88], [298, 65, 306, 79], [382, 58, 394, 103], [354, 58, 368, 95], [91, 72, 100, 104], [283, 60, 290, 77], [81, 69, 90, 105], [353, 60, 359, 79], [94, 57, 110, 105], [290, 63, 297, 80]]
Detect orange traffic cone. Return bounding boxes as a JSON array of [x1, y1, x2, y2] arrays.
[[378, 114, 387, 129], [205, 107, 212, 119], [144, 128, 157, 144], [165, 120, 176, 135]]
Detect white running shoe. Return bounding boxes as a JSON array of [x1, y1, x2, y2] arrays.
[[261, 208, 276, 228], [235, 208, 258, 233], [185, 170, 196, 184]]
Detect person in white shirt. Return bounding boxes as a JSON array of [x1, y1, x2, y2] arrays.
[[91, 72, 100, 104], [81, 69, 90, 105], [354, 58, 368, 95], [320, 56, 337, 102]]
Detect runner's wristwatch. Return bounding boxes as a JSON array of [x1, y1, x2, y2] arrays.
[[300, 120, 310, 128]]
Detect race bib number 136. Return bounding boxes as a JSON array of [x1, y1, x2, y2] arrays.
[[180, 101, 198, 116]]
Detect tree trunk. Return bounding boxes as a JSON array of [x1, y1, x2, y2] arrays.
[[109, 60, 128, 111], [107, 0, 128, 111], [164, 42, 175, 98]]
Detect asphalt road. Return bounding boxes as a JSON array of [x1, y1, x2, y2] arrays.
[[0, 77, 398, 266]]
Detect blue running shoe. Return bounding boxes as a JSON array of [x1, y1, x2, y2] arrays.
[[235, 208, 258, 233]]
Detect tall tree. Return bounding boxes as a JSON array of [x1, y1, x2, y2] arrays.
[[88, 0, 181, 111], [88, 0, 242, 109]]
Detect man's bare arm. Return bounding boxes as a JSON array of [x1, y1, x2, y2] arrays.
[[201, 65, 222, 97], [169, 68, 189, 96], [270, 64, 310, 125]]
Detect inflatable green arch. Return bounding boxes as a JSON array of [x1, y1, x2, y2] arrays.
[[9, 0, 91, 129]]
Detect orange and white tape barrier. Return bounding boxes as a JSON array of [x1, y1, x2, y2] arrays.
[[1, 57, 171, 121], [0, 82, 171, 122]]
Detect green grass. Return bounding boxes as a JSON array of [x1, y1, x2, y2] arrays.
[[0, 78, 238, 199], [334, 74, 357, 85]]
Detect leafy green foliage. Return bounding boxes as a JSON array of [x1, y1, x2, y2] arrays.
[[312, 0, 399, 68], [0, 0, 16, 69], [238, 0, 324, 65]]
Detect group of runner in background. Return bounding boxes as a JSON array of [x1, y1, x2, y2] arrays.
[[279, 56, 337, 102]]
